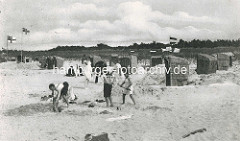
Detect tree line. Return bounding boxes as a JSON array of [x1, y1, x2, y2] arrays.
[[48, 39, 240, 51]]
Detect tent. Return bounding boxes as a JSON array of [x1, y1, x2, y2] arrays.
[[164, 55, 189, 86], [196, 54, 217, 74]]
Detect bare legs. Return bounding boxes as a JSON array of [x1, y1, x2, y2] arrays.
[[53, 97, 59, 112], [84, 79, 89, 88], [129, 94, 136, 105], [122, 94, 136, 105], [105, 96, 114, 107], [53, 95, 69, 112], [122, 94, 126, 104], [62, 95, 69, 108], [109, 97, 113, 107]]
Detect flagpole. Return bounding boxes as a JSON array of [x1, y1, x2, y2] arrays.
[[21, 30, 23, 63], [6, 36, 8, 60]]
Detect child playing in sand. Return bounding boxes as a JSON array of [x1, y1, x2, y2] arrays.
[[119, 73, 136, 105], [103, 72, 115, 107], [49, 82, 76, 112]]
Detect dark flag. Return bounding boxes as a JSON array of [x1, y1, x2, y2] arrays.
[[170, 36, 177, 40], [22, 28, 30, 35], [7, 36, 16, 43], [170, 42, 177, 45]]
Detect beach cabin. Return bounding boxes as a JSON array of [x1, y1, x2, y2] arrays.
[[24, 56, 32, 63], [164, 55, 189, 86], [17, 55, 24, 63], [9, 57, 16, 61], [54, 56, 64, 68], [39, 56, 64, 69], [221, 52, 234, 67], [196, 54, 217, 74], [216, 53, 231, 70], [118, 55, 137, 68], [151, 56, 163, 67], [233, 51, 240, 62]]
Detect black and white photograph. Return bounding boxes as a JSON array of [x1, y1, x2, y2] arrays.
[[0, 0, 240, 140]]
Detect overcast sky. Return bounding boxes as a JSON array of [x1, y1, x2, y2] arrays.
[[0, 0, 240, 51]]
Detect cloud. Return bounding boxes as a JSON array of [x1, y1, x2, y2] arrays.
[[52, 3, 109, 20], [3, 0, 239, 50]]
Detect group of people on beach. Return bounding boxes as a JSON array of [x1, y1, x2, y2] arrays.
[[49, 61, 136, 112], [103, 70, 136, 107]]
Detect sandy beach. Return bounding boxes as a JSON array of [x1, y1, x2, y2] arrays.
[[0, 61, 239, 141]]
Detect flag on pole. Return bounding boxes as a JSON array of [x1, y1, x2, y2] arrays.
[[170, 42, 177, 45], [170, 36, 178, 45], [170, 36, 177, 40], [7, 36, 16, 43], [22, 28, 30, 35]]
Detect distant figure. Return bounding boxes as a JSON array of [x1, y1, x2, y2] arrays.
[[46, 56, 54, 69], [52, 56, 57, 67], [82, 54, 90, 64], [94, 61, 107, 83], [79, 65, 84, 76], [119, 74, 136, 105], [113, 62, 124, 84], [49, 82, 77, 112], [66, 66, 76, 77], [83, 60, 92, 87], [115, 63, 122, 76], [103, 72, 115, 107]]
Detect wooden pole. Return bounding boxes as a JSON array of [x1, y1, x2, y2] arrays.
[[6, 36, 8, 61], [21, 31, 23, 63]]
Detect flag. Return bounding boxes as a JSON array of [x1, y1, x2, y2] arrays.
[[170, 36, 178, 45], [7, 36, 16, 43], [170, 42, 177, 45], [170, 36, 177, 40], [22, 28, 30, 35]]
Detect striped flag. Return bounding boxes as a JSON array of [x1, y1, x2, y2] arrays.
[[170, 36, 177, 40], [170, 42, 177, 45], [170, 36, 178, 45]]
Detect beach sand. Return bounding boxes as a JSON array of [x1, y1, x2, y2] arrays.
[[0, 61, 239, 141]]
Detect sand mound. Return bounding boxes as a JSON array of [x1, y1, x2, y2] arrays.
[[64, 109, 95, 116], [0, 62, 40, 70], [99, 110, 112, 114], [4, 103, 53, 116], [143, 106, 172, 112], [137, 73, 165, 86]]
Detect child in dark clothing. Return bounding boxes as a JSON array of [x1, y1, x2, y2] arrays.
[[103, 72, 115, 107]]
